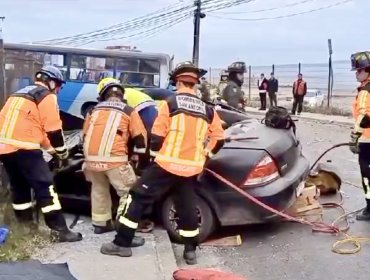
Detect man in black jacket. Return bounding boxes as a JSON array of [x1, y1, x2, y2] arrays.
[[257, 73, 269, 110], [268, 72, 278, 107]]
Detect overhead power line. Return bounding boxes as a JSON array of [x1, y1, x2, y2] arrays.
[[203, 0, 258, 13], [33, 1, 194, 45], [207, 0, 353, 21], [31, 0, 259, 46], [61, 8, 192, 46], [211, 0, 319, 14]]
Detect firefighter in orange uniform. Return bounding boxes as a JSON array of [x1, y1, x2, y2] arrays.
[[349, 51, 370, 221], [82, 79, 147, 246], [100, 61, 225, 265], [0, 65, 82, 242]]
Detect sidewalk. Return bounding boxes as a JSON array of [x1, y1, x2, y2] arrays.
[[33, 215, 177, 280], [244, 106, 353, 126]]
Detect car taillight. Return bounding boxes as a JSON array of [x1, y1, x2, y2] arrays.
[[242, 155, 280, 187]]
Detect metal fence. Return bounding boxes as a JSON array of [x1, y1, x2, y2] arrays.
[[205, 61, 357, 97]]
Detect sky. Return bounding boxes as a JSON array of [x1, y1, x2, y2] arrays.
[[0, 0, 368, 67]]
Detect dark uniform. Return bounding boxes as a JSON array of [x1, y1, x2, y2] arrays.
[[221, 62, 246, 109], [100, 61, 225, 265], [349, 51, 370, 220]]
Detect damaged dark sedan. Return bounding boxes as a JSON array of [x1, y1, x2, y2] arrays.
[[49, 88, 310, 243]]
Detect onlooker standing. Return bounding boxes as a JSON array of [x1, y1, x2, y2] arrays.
[[291, 73, 307, 115], [257, 73, 269, 110], [268, 72, 279, 107], [199, 77, 211, 102]]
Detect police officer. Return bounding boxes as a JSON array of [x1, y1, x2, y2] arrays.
[[216, 69, 229, 96], [221, 62, 246, 109], [349, 51, 370, 221], [83, 78, 147, 239], [100, 61, 225, 265], [0, 66, 82, 242]]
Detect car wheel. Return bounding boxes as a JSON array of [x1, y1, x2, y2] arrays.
[[161, 193, 216, 244]]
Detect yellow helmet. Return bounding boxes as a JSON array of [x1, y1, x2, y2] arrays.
[[97, 77, 125, 99]]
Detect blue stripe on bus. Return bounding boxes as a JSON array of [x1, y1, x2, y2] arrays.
[[58, 82, 85, 112]]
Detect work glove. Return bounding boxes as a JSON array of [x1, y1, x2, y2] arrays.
[[349, 131, 361, 154], [50, 154, 69, 172]]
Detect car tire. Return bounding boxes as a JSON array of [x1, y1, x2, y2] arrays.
[[161, 193, 216, 244]]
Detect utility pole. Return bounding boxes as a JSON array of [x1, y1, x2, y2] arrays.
[[0, 17, 5, 108], [327, 39, 333, 108], [192, 0, 205, 67], [0, 17, 7, 208]]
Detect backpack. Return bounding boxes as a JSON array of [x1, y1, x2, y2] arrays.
[[262, 106, 296, 133], [173, 269, 248, 280]]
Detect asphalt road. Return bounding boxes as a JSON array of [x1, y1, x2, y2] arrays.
[[173, 117, 370, 280]]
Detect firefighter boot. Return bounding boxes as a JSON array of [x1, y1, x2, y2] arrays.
[[356, 208, 370, 221], [94, 220, 115, 234], [113, 220, 145, 247], [183, 243, 197, 265], [46, 212, 83, 242], [14, 208, 39, 234], [100, 242, 132, 257]]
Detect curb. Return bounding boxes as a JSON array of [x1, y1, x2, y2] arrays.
[[153, 229, 177, 280], [243, 107, 353, 126]]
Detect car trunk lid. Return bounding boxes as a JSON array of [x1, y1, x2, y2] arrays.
[[224, 119, 301, 176]]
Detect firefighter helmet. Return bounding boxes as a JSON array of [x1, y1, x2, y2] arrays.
[[227, 62, 246, 73], [97, 78, 125, 99], [35, 65, 66, 84], [351, 51, 370, 71], [169, 61, 207, 84]]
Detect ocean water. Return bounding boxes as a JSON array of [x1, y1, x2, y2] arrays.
[[208, 60, 357, 95]]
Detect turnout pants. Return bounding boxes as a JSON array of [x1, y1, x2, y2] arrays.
[[359, 143, 370, 209], [0, 149, 68, 230], [84, 164, 136, 226], [292, 95, 304, 114], [114, 163, 199, 247], [259, 92, 267, 110], [268, 92, 277, 107]]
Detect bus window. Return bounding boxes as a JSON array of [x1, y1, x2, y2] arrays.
[[4, 49, 67, 95], [69, 55, 114, 83], [115, 58, 160, 87], [139, 59, 160, 74]]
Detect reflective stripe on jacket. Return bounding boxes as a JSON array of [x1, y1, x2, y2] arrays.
[[83, 100, 147, 171], [0, 85, 62, 154], [353, 82, 370, 142], [151, 91, 225, 177]]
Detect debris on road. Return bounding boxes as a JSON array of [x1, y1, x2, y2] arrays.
[[0, 226, 9, 245], [201, 235, 242, 247]]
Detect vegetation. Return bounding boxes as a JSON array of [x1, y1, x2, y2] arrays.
[[0, 169, 50, 262]]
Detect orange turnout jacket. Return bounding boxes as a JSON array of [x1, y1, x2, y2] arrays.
[[150, 90, 225, 177], [83, 100, 147, 171], [0, 85, 64, 154]]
